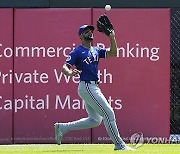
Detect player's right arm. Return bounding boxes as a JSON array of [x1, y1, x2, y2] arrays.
[[62, 64, 81, 77], [62, 48, 82, 77]]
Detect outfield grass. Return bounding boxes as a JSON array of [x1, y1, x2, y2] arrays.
[[0, 144, 180, 154]]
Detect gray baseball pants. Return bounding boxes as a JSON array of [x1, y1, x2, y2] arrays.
[[63, 81, 125, 146]]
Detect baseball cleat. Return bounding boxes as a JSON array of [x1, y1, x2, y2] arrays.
[[114, 144, 135, 151], [124, 146, 136, 150], [54, 123, 66, 145]]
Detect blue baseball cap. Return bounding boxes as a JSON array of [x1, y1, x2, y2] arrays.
[[78, 25, 94, 36]]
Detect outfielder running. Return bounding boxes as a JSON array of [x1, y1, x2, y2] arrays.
[[54, 15, 134, 151]]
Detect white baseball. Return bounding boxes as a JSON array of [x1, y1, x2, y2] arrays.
[[105, 5, 111, 11]]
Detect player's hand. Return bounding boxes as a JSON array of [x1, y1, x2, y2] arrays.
[[69, 69, 82, 76]]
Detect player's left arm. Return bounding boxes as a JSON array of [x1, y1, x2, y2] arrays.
[[106, 31, 117, 58]]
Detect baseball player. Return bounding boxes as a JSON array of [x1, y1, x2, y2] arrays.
[[54, 15, 134, 151]]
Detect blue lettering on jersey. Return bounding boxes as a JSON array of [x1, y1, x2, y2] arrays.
[[65, 45, 106, 81]]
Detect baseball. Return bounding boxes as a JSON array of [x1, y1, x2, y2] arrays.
[[105, 5, 111, 11]]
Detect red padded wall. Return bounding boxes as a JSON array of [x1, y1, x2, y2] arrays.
[[0, 9, 13, 144]]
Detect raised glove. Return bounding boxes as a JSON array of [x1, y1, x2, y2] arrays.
[[97, 15, 114, 36]]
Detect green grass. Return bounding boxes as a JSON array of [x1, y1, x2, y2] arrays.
[[0, 144, 180, 154]]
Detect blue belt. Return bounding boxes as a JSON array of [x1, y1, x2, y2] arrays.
[[81, 80, 100, 84]]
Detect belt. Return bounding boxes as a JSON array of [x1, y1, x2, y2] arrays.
[[81, 80, 100, 84]]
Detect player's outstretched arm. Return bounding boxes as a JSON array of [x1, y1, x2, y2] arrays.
[[106, 31, 118, 58], [62, 64, 81, 77]]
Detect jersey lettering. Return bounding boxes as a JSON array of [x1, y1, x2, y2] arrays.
[[92, 54, 98, 62], [83, 54, 99, 65]]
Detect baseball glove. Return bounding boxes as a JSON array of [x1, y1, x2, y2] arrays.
[[97, 15, 114, 36]]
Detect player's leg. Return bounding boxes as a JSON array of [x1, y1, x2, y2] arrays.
[[78, 82, 126, 149], [54, 102, 102, 144], [60, 103, 102, 131]]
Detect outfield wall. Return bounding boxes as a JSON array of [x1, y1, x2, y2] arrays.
[[0, 8, 170, 144]]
